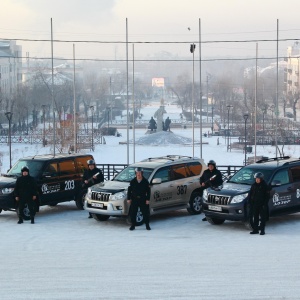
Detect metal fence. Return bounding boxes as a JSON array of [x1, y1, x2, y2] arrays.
[[96, 163, 243, 181]]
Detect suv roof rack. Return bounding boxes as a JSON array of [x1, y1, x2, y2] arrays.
[[256, 156, 291, 163], [142, 155, 193, 162]]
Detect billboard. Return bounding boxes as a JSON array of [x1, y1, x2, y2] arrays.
[[152, 77, 165, 87]]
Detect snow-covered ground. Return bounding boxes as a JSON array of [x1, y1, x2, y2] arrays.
[[1, 102, 300, 300]]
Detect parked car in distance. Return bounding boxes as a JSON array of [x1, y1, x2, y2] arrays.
[[202, 156, 300, 229], [0, 153, 93, 219], [84, 155, 207, 225]]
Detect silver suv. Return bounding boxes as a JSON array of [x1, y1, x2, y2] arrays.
[[84, 155, 207, 225]]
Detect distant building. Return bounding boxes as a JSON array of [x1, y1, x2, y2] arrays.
[[0, 40, 22, 98], [285, 42, 300, 105]]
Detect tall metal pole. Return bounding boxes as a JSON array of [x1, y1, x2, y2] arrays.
[[132, 43, 135, 163], [191, 43, 195, 157], [90, 106, 94, 151], [275, 19, 279, 158], [5, 112, 12, 169], [254, 43, 258, 160], [126, 18, 129, 164], [73, 44, 77, 153], [199, 18, 202, 159], [51, 18, 56, 156]]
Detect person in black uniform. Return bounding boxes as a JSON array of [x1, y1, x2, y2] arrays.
[[15, 166, 38, 224], [127, 167, 151, 231], [82, 159, 104, 218], [148, 117, 157, 131], [248, 172, 270, 235], [200, 160, 223, 221]]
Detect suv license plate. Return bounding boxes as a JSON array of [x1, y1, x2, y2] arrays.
[[91, 202, 104, 208], [208, 205, 222, 212]]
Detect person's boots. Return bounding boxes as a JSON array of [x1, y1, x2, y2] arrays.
[[17, 217, 23, 224], [260, 229, 265, 235], [129, 225, 135, 231], [146, 224, 151, 230], [31, 217, 35, 224]]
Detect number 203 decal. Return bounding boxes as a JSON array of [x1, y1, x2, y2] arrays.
[[65, 180, 75, 190], [177, 185, 187, 195]]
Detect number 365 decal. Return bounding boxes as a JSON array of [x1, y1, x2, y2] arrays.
[[65, 180, 75, 190], [177, 185, 187, 195]]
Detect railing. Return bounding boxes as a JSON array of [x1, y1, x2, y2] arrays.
[[96, 164, 243, 182]]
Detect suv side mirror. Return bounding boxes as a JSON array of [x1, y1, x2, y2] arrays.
[[152, 178, 162, 185], [271, 180, 281, 186]]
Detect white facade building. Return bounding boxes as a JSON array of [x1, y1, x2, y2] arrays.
[[0, 40, 22, 98]]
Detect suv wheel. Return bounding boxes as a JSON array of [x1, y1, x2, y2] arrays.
[[126, 207, 144, 226], [206, 216, 225, 225], [92, 214, 110, 221], [16, 204, 31, 221], [75, 190, 86, 210], [187, 192, 202, 215], [0, 208, 2, 214]]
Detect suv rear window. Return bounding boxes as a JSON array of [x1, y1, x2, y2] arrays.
[[59, 160, 76, 175]]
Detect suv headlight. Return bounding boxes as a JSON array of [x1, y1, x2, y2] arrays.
[[231, 193, 248, 204], [2, 187, 14, 194], [202, 189, 208, 201], [110, 191, 127, 201], [86, 188, 92, 199]]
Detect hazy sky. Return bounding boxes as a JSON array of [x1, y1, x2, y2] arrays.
[[1, 0, 300, 61]]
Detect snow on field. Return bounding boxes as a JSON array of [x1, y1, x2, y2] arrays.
[[1, 102, 300, 299]]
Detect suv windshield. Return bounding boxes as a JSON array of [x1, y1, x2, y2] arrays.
[[114, 167, 153, 182], [8, 160, 45, 178], [228, 167, 273, 185]]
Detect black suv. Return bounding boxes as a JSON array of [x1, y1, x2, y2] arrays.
[[202, 156, 300, 229], [0, 153, 93, 219]]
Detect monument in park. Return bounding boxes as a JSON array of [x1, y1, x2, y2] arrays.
[[153, 99, 166, 132]]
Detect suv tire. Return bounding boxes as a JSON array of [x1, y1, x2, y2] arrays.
[[206, 216, 225, 225], [75, 190, 86, 210], [187, 192, 202, 215], [16, 204, 31, 221], [92, 214, 110, 221], [126, 207, 144, 226]]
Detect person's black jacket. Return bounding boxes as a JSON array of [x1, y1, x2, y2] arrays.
[[15, 175, 38, 201], [248, 180, 270, 208], [82, 167, 104, 188], [200, 168, 223, 188], [127, 177, 150, 203]]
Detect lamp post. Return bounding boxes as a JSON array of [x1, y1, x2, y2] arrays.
[[5, 112, 13, 169], [243, 113, 249, 166], [190, 43, 196, 157], [226, 105, 233, 150], [211, 106, 214, 134], [42, 105, 46, 147], [90, 106, 94, 151]]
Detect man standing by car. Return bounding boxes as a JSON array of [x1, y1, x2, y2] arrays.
[[200, 160, 223, 221], [15, 166, 38, 224], [127, 167, 151, 231], [248, 172, 270, 235], [82, 159, 104, 218]]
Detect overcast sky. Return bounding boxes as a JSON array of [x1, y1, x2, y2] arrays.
[[1, 0, 300, 61]]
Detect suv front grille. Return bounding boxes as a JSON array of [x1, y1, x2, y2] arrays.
[[91, 192, 111, 202], [207, 194, 230, 205]]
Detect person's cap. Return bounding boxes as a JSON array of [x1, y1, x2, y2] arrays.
[[87, 159, 95, 165], [207, 160, 216, 167], [135, 167, 143, 172], [254, 172, 264, 179], [21, 166, 29, 173]]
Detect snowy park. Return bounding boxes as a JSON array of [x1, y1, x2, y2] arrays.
[[1, 102, 300, 300]]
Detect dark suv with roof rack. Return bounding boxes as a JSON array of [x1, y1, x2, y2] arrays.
[[202, 156, 300, 229], [84, 155, 207, 225], [0, 153, 93, 220]]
